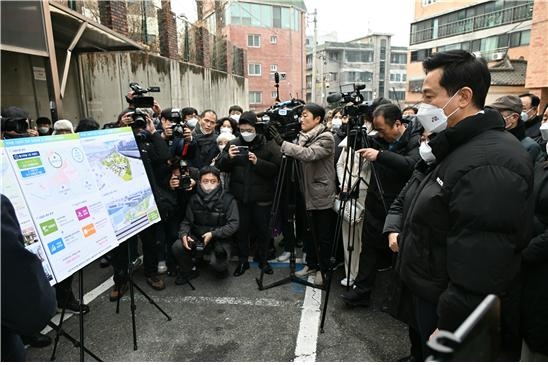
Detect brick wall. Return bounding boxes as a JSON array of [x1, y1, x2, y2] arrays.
[[158, 0, 178, 59], [525, 0, 548, 89], [99, 0, 129, 36]]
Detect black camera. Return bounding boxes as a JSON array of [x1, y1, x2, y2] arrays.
[[127, 82, 160, 108], [258, 99, 305, 142], [189, 236, 205, 258], [236, 145, 249, 157], [176, 159, 192, 190]]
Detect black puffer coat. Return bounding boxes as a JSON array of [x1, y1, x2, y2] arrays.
[[216, 134, 281, 204], [388, 109, 534, 332]]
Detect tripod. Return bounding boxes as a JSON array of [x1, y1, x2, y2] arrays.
[[50, 269, 102, 361], [112, 235, 171, 351], [256, 154, 325, 291]]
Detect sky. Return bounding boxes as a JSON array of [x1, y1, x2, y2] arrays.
[[171, 0, 415, 47]]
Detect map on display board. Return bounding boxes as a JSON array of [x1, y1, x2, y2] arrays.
[[79, 128, 160, 241], [1, 130, 160, 284]]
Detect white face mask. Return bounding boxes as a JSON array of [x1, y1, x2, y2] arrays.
[[201, 183, 218, 193], [540, 122, 548, 141], [38, 127, 50, 134], [231, 114, 240, 122], [419, 140, 436, 164], [218, 144, 226, 152], [520, 111, 529, 122], [241, 132, 256, 142], [331, 118, 342, 130], [220, 127, 232, 134], [416, 91, 461, 133], [186, 117, 198, 128]]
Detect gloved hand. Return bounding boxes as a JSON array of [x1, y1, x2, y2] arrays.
[[268, 125, 283, 146]]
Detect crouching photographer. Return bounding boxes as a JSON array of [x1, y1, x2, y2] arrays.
[[171, 166, 239, 283]]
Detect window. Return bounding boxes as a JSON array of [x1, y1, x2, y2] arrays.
[[389, 90, 406, 101], [271, 91, 278, 99], [249, 91, 262, 104], [408, 79, 424, 92], [273, 6, 281, 28], [270, 64, 278, 72], [248, 63, 262, 76], [343, 71, 373, 83], [410, 48, 432, 62], [390, 53, 407, 64], [329, 72, 337, 82], [270, 35, 278, 44], [248, 34, 260, 47], [345, 50, 373, 63]]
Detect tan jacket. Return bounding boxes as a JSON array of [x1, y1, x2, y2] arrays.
[[281, 124, 336, 210]]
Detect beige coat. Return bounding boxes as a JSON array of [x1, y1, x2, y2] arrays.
[[281, 124, 336, 210]]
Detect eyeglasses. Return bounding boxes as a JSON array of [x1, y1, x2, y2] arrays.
[[201, 178, 219, 184]]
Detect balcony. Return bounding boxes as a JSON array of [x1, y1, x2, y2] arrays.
[[410, 3, 532, 45]]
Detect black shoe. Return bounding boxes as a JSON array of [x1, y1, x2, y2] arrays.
[[59, 298, 90, 314], [233, 261, 250, 277], [21, 333, 52, 348], [99, 255, 110, 268], [258, 262, 273, 275], [340, 287, 371, 307]]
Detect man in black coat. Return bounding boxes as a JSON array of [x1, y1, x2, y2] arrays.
[[383, 50, 534, 360], [216, 111, 281, 276], [1, 195, 57, 361], [341, 103, 421, 306]]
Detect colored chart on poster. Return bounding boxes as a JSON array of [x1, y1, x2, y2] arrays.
[[3, 134, 118, 283], [79, 128, 160, 242], [0, 142, 56, 285]]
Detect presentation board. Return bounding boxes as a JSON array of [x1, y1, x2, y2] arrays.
[[1, 128, 161, 284]]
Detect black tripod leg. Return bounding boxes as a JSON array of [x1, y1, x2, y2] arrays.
[[47, 321, 103, 362], [50, 283, 71, 361], [130, 281, 172, 320], [78, 270, 85, 361]]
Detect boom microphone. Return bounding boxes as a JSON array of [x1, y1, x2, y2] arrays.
[[326, 93, 343, 104]]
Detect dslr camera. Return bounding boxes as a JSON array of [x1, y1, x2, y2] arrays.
[[127, 82, 160, 108], [258, 99, 305, 142], [177, 159, 192, 190], [167, 108, 187, 139], [189, 236, 205, 258], [236, 145, 249, 157]]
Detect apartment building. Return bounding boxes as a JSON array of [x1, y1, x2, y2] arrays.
[[407, 0, 534, 104], [306, 34, 408, 105], [200, 0, 307, 112]]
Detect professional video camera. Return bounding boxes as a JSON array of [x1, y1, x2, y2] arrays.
[[327, 83, 375, 127], [165, 108, 187, 139], [127, 82, 160, 108], [258, 99, 305, 142]]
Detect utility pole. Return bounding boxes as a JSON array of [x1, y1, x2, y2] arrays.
[[311, 8, 317, 103]]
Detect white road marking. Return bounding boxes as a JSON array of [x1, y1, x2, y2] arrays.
[[294, 276, 322, 362]]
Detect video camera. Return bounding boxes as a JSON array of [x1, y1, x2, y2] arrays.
[[327, 83, 375, 126], [258, 99, 305, 142], [127, 82, 160, 108]]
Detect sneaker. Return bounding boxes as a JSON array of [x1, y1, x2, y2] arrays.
[[277, 251, 291, 262], [340, 287, 371, 307], [157, 260, 167, 274], [146, 275, 166, 290], [314, 271, 324, 286], [59, 298, 90, 314], [109, 283, 128, 302], [340, 277, 355, 287], [295, 265, 316, 277]]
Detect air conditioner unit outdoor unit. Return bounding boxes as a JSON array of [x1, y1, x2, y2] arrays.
[[490, 52, 505, 61]]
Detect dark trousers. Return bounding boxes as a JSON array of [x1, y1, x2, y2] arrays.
[[111, 235, 138, 285], [302, 208, 336, 272], [138, 223, 161, 277], [279, 185, 306, 252], [354, 217, 392, 293], [236, 202, 271, 264], [171, 239, 230, 274], [54, 274, 75, 305], [413, 295, 439, 360]]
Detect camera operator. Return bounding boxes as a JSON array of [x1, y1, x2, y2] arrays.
[[216, 111, 281, 276], [1, 106, 39, 139], [340, 103, 421, 307], [268, 103, 337, 286], [171, 166, 239, 281], [109, 108, 174, 298], [159, 107, 196, 162], [190, 109, 219, 168]]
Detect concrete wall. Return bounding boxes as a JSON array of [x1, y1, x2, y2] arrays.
[[78, 51, 248, 125]]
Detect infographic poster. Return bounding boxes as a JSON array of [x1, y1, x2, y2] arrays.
[[79, 128, 161, 242], [3, 134, 118, 283], [1, 142, 56, 285]]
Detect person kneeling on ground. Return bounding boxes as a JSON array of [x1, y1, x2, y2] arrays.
[[172, 166, 239, 282]]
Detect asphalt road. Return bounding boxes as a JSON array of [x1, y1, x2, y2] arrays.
[[26, 248, 410, 362]]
